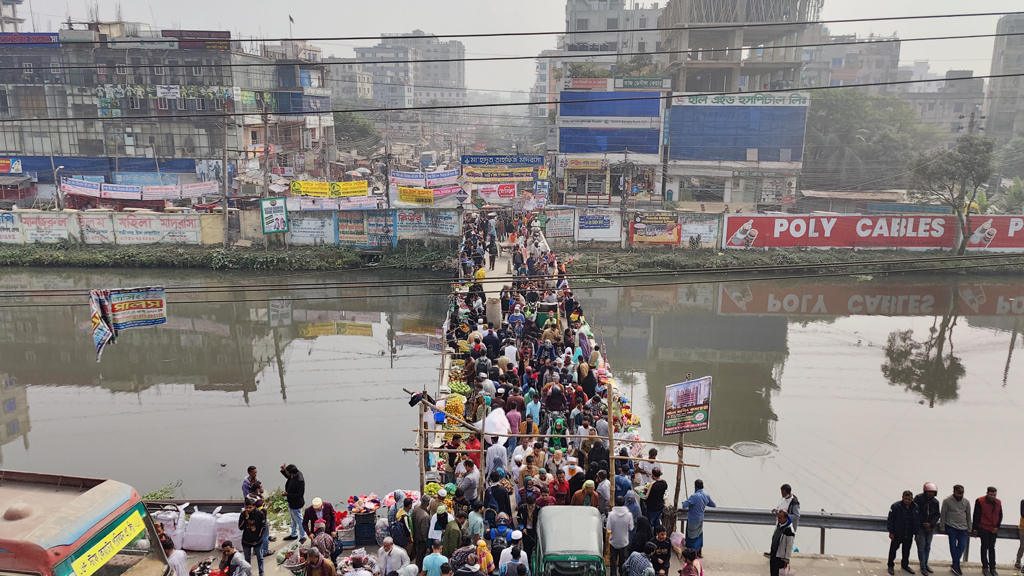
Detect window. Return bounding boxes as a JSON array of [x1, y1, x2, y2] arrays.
[[195, 98, 208, 111], [540, 74, 547, 81], [639, 17, 648, 28], [97, 65, 107, 76], [0, 90, 9, 117], [607, 18, 618, 30], [177, 98, 187, 110], [953, 102, 965, 113], [21, 62, 32, 73], [50, 62, 61, 74], [115, 64, 128, 75], [157, 98, 168, 110], [928, 102, 935, 111], [153, 65, 166, 76], [831, 58, 843, 67], [637, 41, 646, 52], [214, 98, 224, 110], [6, 421, 18, 435], [576, 18, 589, 30], [3, 398, 15, 413], [192, 65, 203, 76], [128, 96, 140, 109]]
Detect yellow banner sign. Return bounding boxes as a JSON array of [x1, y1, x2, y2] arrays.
[[336, 181, 368, 197], [290, 181, 331, 197], [398, 187, 435, 204], [72, 510, 145, 576], [299, 321, 374, 337], [336, 322, 374, 336]]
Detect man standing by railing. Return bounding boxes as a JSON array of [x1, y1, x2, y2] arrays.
[[972, 486, 1003, 576], [938, 484, 971, 576], [887, 490, 920, 575], [914, 483, 940, 575]]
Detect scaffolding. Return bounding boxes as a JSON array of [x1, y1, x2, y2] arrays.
[[681, 0, 822, 24]]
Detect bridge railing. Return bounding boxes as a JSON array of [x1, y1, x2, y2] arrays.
[[692, 506, 1018, 559]]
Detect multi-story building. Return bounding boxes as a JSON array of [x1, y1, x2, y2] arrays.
[[0, 24, 334, 193], [660, 0, 822, 92], [530, 49, 563, 121], [897, 60, 944, 93], [799, 25, 901, 95], [0, 0, 22, 33], [380, 30, 465, 90], [564, 0, 666, 69], [899, 71, 984, 147], [323, 58, 373, 103], [353, 44, 416, 108], [986, 13, 1024, 145]]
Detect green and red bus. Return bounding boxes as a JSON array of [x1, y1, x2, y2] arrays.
[[0, 470, 169, 576]]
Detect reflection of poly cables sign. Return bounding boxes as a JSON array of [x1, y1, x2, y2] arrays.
[[728, 219, 759, 248], [959, 285, 987, 313], [968, 219, 998, 248]]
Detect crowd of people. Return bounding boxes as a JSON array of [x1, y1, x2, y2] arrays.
[[886, 483, 1023, 576], [436, 212, 710, 576]]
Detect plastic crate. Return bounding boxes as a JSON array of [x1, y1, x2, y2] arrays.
[[354, 512, 377, 525], [354, 523, 376, 546]]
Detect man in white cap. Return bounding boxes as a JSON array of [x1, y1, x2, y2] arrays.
[[509, 454, 524, 485], [302, 497, 336, 543], [498, 530, 524, 569], [914, 483, 940, 575], [429, 489, 448, 515]]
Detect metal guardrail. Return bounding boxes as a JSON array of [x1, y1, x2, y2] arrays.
[[690, 507, 1018, 558]]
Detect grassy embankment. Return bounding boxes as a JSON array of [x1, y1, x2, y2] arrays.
[[0, 240, 458, 271]]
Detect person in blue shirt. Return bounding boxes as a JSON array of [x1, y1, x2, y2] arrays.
[[525, 395, 542, 424], [422, 540, 449, 576], [680, 479, 716, 556], [614, 465, 632, 499]]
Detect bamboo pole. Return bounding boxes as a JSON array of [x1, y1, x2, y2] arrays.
[[670, 433, 685, 532], [418, 399, 426, 494], [400, 447, 699, 467], [608, 401, 617, 508]]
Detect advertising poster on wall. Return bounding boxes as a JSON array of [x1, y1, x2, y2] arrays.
[[722, 214, 956, 250], [663, 375, 712, 435], [260, 197, 289, 234], [677, 214, 721, 248], [398, 187, 435, 204], [336, 181, 369, 197], [631, 212, 680, 245], [575, 209, 622, 242], [544, 209, 575, 237], [478, 184, 517, 202]]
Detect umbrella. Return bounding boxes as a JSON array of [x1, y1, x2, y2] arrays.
[[345, 171, 361, 177], [355, 167, 372, 175]]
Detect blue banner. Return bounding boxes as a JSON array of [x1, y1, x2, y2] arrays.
[[461, 155, 544, 166], [579, 214, 611, 230]]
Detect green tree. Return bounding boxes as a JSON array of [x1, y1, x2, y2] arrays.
[[909, 134, 995, 254], [882, 309, 965, 408], [566, 60, 612, 79], [1004, 176, 1024, 213], [996, 137, 1024, 179], [333, 111, 382, 155], [615, 53, 654, 76], [802, 89, 940, 190]]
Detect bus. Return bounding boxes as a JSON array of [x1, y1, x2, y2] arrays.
[[0, 470, 170, 576], [420, 151, 438, 169]]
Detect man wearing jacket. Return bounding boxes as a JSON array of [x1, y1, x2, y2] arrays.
[[914, 483, 940, 575], [938, 484, 971, 576], [887, 490, 920, 575], [303, 498, 337, 542], [280, 464, 305, 542], [972, 486, 1003, 576], [770, 510, 795, 576]]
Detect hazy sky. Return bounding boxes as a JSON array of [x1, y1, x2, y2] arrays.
[[24, 0, 1024, 99]]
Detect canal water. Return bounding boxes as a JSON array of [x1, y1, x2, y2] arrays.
[[1, 267, 1022, 560]]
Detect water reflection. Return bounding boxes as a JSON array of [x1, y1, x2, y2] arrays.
[[2, 269, 1024, 513]]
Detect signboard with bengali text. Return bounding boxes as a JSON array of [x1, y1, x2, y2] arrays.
[[663, 376, 712, 435]]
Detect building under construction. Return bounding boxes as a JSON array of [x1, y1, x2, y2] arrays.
[[659, 0, 823, 92]]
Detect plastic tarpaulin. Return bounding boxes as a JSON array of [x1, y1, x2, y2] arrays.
[[475, 407, 511, 446]]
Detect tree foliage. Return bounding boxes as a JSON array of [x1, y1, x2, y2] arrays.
[[882, 310, 965, 408], [996, 137, 1024, 179], [1004, 177, 1024, 214], [802, 89, 940, 190], [615, 53, 654, 76], [909, 134, 995, 254], [566, 60, 612, 79], [333, 111, 382, 155]]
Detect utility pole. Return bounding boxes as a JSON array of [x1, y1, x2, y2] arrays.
[[955, 112, 977, 253], [261, 111, 271, 199], [384, 110, 393, 211], [222, 119, 230, 247]]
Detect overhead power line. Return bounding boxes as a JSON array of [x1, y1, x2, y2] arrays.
[[2, 72, 1019, 124], [12, 30, 1024, 71], [48, 11, 1023, 45]]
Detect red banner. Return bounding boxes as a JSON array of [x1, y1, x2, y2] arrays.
[[962, 216, 1024, 252], [722, 214, 956, 250]]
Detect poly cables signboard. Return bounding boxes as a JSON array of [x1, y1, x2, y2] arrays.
[[962, 217, 1024, 252], [630, 212, 680, 245], [721, 214, 956, 250], [663, 376, 712, 435]]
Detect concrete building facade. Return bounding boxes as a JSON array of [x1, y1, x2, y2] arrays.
[[986, 13, 1024, 145], [0, 0, 22, 33], [565, 0, 667, 67], [659, 0, 822, 92], [899, 71, 984, 147]]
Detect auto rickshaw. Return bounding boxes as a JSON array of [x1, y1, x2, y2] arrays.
[[532, 506, 605, 576]]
